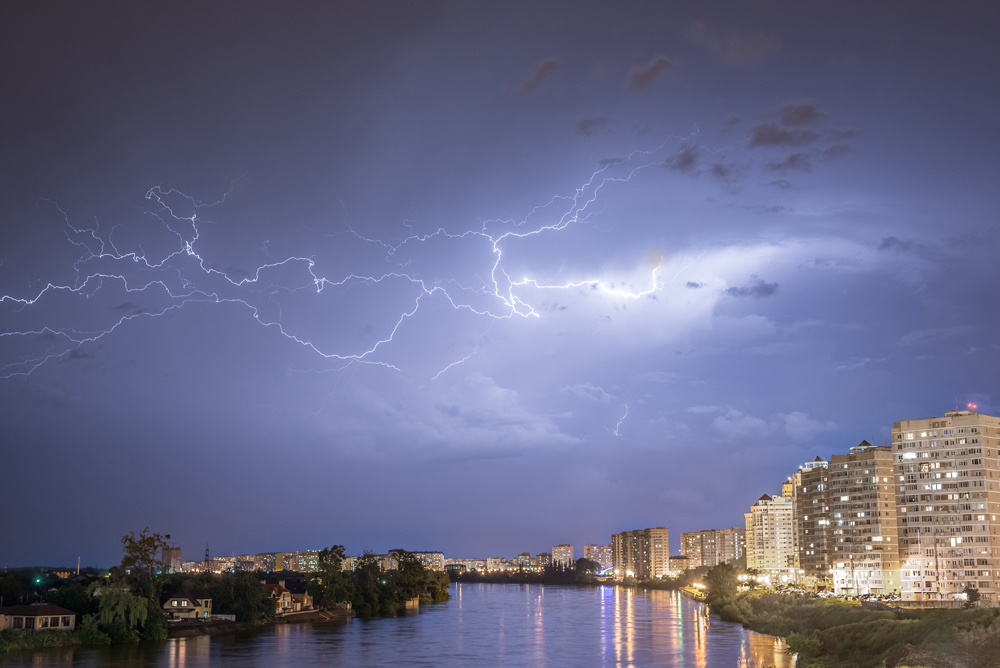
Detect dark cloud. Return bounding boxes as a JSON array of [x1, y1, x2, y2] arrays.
[[112, 302, 137, 312], [710, 163, 732, 179], [750, 124, 819, 147], [831, 126, 858, 140], [627, 56, 673, 91], [521, 58, 561, 94], [598, 157, 625, 166], [770, 179, 793, 189], [767, 153, 812, 172], [686, 281, 703, 289], [779, 103, 823, 125], [65, 348, 92, 360], [877, 236, 914, 252], [576, 116, 612, 136], [822, 143, 852, 160], [724, 275, 779, 298], [687, 22, 781, 65], [663, 145, 699, 172]]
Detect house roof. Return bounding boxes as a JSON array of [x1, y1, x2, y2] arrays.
[[0, 604, 76, 617], [171, 589, 211, 601], [263, 584, 289, 596]]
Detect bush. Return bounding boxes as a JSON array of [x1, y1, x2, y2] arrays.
[[77, 615, 111, 646]]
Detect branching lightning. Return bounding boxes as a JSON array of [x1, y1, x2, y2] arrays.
[[0, 138, 704, 381], [613, 402, 629, 437]]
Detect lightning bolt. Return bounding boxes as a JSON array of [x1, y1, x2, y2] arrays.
[[0, 137, 707, 381], [613, 402, 629, 437]]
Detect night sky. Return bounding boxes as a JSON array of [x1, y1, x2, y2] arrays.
[[3, 1, 999, 567]]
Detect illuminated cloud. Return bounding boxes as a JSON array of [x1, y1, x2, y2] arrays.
[[780, 411, 836, 441]]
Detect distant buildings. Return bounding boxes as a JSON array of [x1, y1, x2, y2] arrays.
[[445, 558, 486, 572], [535, 552, 552, 568], [552, 545, 574, 568], [411, 552, 445, 571], [679, 528, 745, 569], [612, 528, 669, 579], [584, 544, 613, 570], [161, 546, 182, 574]]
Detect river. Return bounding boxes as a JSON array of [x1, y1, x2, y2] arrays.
[[1, 584, 795, 667]]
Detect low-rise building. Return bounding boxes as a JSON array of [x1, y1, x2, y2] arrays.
[[163, 591, 212, 620], [0, 605, 76, 631]]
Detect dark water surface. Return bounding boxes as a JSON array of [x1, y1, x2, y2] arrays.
[[2, 584, 795, 667]]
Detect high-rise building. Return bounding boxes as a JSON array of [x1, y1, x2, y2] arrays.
[[745, 494, 795, 581], [829, 441, 900, 596], [161, 547, 182, 574], [287, 551, 320, 573], [680, 528, 746, 568], [552, 544, 574, 568], [535, 552, 552, 567], [412, 552, 445, 571], [584, 544, 613, 570], [793, 457, 833, 590], [254, 553, 277, 572], [612, 528, 670, 579], [894, 410, 1000, 602]]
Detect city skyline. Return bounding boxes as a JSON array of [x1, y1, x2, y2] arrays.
[[3, 2, 999, 566]]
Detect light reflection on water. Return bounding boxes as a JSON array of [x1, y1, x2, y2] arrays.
[[4, 584, 795, 668]]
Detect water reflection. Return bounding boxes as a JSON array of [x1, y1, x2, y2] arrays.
[[11, 584, 795, 667]]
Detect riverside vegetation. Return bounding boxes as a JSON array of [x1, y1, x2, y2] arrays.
[[702, 562, 1000, 667], [1, 532, 449, 654]]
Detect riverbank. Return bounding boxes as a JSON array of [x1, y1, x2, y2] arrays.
[[709, 590, 1000, 667], [165, 608, 353, 638]]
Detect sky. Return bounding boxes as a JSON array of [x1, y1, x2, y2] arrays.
[[2, 1, 999, 567]]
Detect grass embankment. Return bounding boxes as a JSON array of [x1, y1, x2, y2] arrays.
[[713, 591, 1000, 667], [0, 629, 79, 653]]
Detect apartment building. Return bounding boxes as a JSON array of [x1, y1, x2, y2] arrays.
[[680, 528, 746, 568], [829, 441, 900, 596], [552, 544, 574, 568], [793, 458, 833, 590], [894, 410, 1000, 601], [612, 527, 670, 579], [584, 544, 613, 570], [745, 494, 795, 581]]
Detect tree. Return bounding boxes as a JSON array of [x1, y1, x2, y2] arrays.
[[90, 580, 147, 643], [704, 563, 740, 605], [211, 571, 277, 622], [575, 558, 602, 575], [120, 527, 171, 600], [311, 545, 351, 608], [963, 585, 981, 608]]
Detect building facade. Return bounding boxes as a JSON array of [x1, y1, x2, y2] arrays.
[[745, 494, 795, 582], [894, 410, 1000, 601], [584, 544, 613, 570], [612, 527, 670, 579], [680, 528, 746, 569], [828, 441, 900, 596], [793, 458, 833, 590], [552, 545, 574, 568]]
